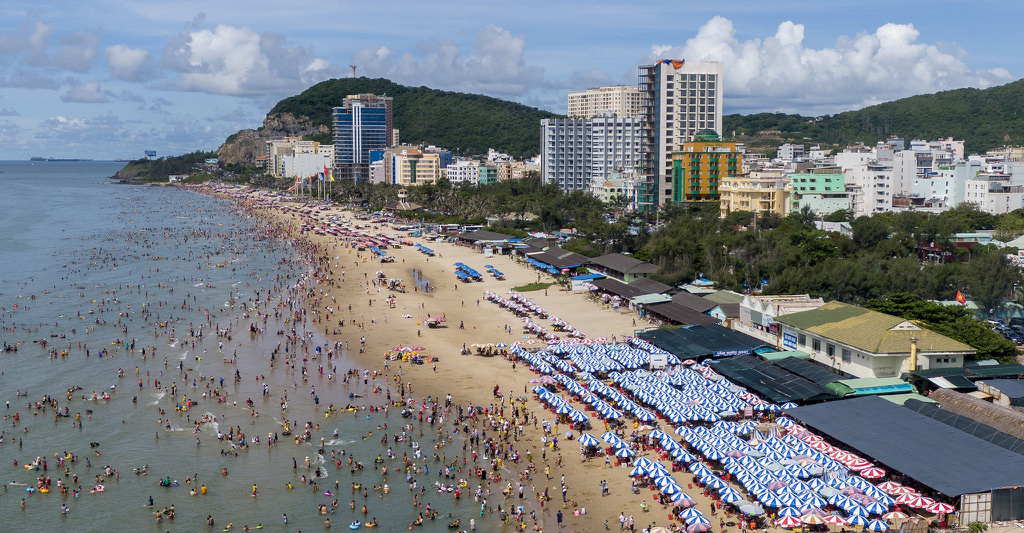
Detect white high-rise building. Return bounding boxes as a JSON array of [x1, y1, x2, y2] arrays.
[[540, 115, 642, 192], [638, 60, 724, 207], [567, 86, 642, 118]]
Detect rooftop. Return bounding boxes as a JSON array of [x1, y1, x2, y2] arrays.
[[588, 253, 658, 276], [787, 395, 1024, 497], [775, 301, 975, 355]]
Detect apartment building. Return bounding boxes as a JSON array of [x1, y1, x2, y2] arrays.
[[567, 85, 642, 118], [638, 59, 724, 208]]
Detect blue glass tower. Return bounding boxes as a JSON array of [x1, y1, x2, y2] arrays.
[[332, 94, 393, 182]]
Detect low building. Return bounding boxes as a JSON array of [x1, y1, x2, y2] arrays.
[[444, 160, 480, 185], [587, 253, 657, 283], [380, 146, 441, 186], [790, 166, 849, 215], [738, 294, 825, 334], [775, 301, 976, 379], [718, 170, 790, 218]]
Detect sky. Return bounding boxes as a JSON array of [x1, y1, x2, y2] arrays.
[[0, 0, 1020, 160]]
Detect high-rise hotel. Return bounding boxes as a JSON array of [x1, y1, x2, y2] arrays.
[[638, 60, 723, 208]]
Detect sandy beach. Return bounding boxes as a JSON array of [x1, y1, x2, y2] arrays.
[[228, 188, 725, 533]]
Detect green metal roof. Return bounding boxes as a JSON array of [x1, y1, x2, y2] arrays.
[[759, 350, 809, 362], [775, 301, 975, 355], [879, 393, 936, 405]]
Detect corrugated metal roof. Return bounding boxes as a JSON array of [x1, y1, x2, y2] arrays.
[[787, 395, 1024, 496], [775, 301, 974, 355]]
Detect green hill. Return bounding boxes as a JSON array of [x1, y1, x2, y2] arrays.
[[725, 78, 1024, 154], [267, 77, 559, 158]]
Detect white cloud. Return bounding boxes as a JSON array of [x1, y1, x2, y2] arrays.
[[41, 115, 89, 131], [161, 24, 340, 95], [353, 25, 544, 97], [106, 44, 150, 81], [61, 82, 111, 103], [650, 17, 1014, 113]]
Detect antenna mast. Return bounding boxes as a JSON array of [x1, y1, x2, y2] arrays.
[[349, 65, 357, 78]]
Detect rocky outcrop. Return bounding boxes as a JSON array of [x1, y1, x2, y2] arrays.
[[216, 113, 329, 167]]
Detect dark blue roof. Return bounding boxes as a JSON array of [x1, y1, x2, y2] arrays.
[[787, 395, 1024, 496]]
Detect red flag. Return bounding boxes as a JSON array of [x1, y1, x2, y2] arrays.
[[955, 291, 966, 305]]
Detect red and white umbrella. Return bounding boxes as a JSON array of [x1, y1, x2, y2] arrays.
[[895, 492, 923, 505], [876, 481, 904, 495], [776, 516, 802, 529], [848, 458, 873, 471], [823, 515, 848, 526], [905, 496, 936, 509], [860, 467, 886, 479], [926, 502, 956, 515]]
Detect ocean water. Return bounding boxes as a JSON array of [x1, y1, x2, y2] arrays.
[[0, 162, 495, 533]]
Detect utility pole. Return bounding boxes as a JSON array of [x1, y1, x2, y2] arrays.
[[350, 65, 357, 78]]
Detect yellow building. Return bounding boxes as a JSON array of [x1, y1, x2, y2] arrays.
[[383, 147, 440, 186], [719, 170, 790, 218], [670, 130, 742, 203]]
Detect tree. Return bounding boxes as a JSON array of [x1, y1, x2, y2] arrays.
[[967, 246, 1022, 316]]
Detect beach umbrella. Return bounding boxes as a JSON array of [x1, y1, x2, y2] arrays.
[[778, 507, 802, 518], [926, 502, 956, 515], [864, 519, 890, 532], [876, 481, 903, 495], [801, 514, 825, 525], [686, 524, 712, 533], [901, 495, 934, 509], [775, 516, 803, 529], [864, 501, 889, 515], [823, 514, 848, 526], [629, 465, 649, 477], [882, 511, 908, 521], [860, 467, 885, 479], [679, 508, 706, 522], [578, 434, 600, 447], [845, 515, 870, 527], [614, 447, 635, 458], [719, 487, 744, 503]]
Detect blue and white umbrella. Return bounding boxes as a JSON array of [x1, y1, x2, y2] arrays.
[[629, 465, 650, 477], [778, 507, 802, 518], [578, 434, 600, 447], [846, 515, 870, 527], [614, 447, 635, 458], [719, 487, 744, 503], [864, 519, 890, 532]]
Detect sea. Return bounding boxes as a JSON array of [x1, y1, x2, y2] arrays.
[[0, 161, 495, 533]]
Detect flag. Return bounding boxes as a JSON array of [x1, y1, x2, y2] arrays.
[[955, 290, 966, 305], [325, 165, 334, 182]]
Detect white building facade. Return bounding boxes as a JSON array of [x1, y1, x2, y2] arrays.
[[568, 85, 642, 118], [540, 115, 641, 192]]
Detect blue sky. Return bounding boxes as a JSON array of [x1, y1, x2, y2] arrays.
[[0, 0, 1020, 160]]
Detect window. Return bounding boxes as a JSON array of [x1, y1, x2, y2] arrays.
[[798, 334, 806, 347], [826, 344, 835, 357], [812, 339, 821, 352], [841, 349, 851, 364]]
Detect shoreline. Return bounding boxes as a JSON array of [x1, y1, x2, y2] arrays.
[[200, 182, 693, 533]]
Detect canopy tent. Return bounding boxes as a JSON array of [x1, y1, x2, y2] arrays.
[[787, 395, 1024, 497]]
